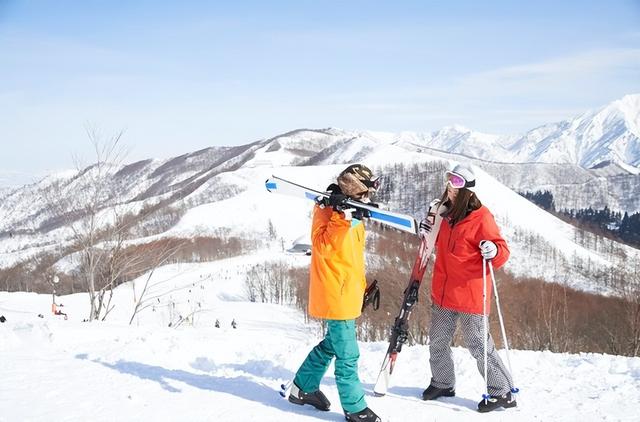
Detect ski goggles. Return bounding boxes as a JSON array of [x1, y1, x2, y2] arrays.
[[446, 172, 475, 189], [362, 176, 382, 191], [352, 176, 381, 200]]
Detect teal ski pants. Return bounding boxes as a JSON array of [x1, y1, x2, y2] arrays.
[[293, 319, 366, 413]]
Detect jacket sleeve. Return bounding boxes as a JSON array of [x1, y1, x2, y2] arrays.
[[477, 208, 510, 269], [311, 205, 351, 258]]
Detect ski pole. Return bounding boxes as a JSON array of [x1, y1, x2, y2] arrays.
[[279, 380, 293, 398], [482, 258, 489, 404], [487, 260, 519, 397]]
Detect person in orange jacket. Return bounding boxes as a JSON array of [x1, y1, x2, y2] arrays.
[[419, 163, 516, 413], [288, 164, 381, 422]]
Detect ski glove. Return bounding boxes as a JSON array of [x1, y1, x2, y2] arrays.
[[418, 218, 433, 238], [479, 240, 498, 260], [327, 192, 349, 210]]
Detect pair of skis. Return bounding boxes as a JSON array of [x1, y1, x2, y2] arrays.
[[265, 175, 444, 396], [372, 199, 445, 395], [265, 175, 418, 234]]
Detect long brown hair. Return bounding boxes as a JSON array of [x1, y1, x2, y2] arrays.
[[439, 187, 482, 226]]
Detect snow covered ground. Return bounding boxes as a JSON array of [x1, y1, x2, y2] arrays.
[[2, 256, 639, 422]]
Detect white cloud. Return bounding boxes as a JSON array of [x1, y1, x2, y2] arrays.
[[331, 48, 640, 134], [457, 48, 640, 95]]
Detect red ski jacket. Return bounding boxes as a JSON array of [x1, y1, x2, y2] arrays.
[[431, 205, 509, 315]]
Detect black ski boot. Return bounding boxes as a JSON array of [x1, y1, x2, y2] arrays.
[[344, 407, 381, 422], [477, 392, 517, 413], [422, 384, 455, 400], [288, 382, 331, 411]]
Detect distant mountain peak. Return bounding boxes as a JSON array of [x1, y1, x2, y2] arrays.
[[618, 92, 640, 106], [434, 124, 472, 135], [251, 94, 640, 172]]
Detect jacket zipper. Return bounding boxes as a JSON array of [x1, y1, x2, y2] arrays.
[[440, 221, 455, 305]]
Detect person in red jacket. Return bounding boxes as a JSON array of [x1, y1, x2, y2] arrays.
[[419, 163, 516, 413]]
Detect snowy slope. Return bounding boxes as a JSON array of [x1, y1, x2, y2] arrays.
[[153, 161, 637, 295], [1, 257, 639, 422], [1, 154, 637, 296]]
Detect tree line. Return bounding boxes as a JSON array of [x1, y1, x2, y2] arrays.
[[520, 189, 640, 247], [245, 222, 640, 357]]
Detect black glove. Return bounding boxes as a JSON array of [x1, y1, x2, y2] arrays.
[[352, 208, 371, 220], [362, 280, 380, 311], [328, 192, 349, 210]]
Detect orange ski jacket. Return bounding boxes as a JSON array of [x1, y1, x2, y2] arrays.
[[431, 205, 509, 315], [308, 205, 366, 320]]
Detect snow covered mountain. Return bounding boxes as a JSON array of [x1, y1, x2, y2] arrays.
[[1, 96, 639, 296], [0, 124, 638, 297], [392, 94, 640, 173], [503, 94, 640, 172]]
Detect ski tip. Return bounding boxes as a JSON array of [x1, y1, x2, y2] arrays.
[[280, 383, 286, 390], [279, 391, 286, 398], [265, 179, 277, 192], [373, 391, 387, 397]]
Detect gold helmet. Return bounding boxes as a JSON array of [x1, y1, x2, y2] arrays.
[[337, 164, 380, 198]]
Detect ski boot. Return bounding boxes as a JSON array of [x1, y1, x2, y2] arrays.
[[422, 384, 455, 400], [477, 391, 517, 413], [288, 382, 330, 411], [345, 407, 381, 422]]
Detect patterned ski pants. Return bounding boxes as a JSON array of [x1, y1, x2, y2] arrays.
[[429, 303, 513, 396]]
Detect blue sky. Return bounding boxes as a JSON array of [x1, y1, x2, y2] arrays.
[[1, 0, 639, 176]]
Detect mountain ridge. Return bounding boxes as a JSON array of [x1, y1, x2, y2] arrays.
[[0, 95, 638, 298]]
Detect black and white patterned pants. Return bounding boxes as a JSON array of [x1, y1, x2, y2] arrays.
[[428, 303, 513, 396]]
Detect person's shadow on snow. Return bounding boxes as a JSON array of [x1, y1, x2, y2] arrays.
[[377, 385, 479, 412], [77, 355, 339, 421]]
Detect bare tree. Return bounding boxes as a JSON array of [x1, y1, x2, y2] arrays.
[[267, 219, 277, 239], [65, 127, 127, 320], [610, 256, 640, 356], [625, 273, 640, 356], [40, 126, 187, 321], [127, 239, 189, 324], [244, 261, 296, 305]]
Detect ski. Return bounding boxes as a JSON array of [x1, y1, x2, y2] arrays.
[[373, 199, 446, 396], [265, 175, 417, 234]]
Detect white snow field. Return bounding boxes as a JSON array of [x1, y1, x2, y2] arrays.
[[1, 255, 639, 422]]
